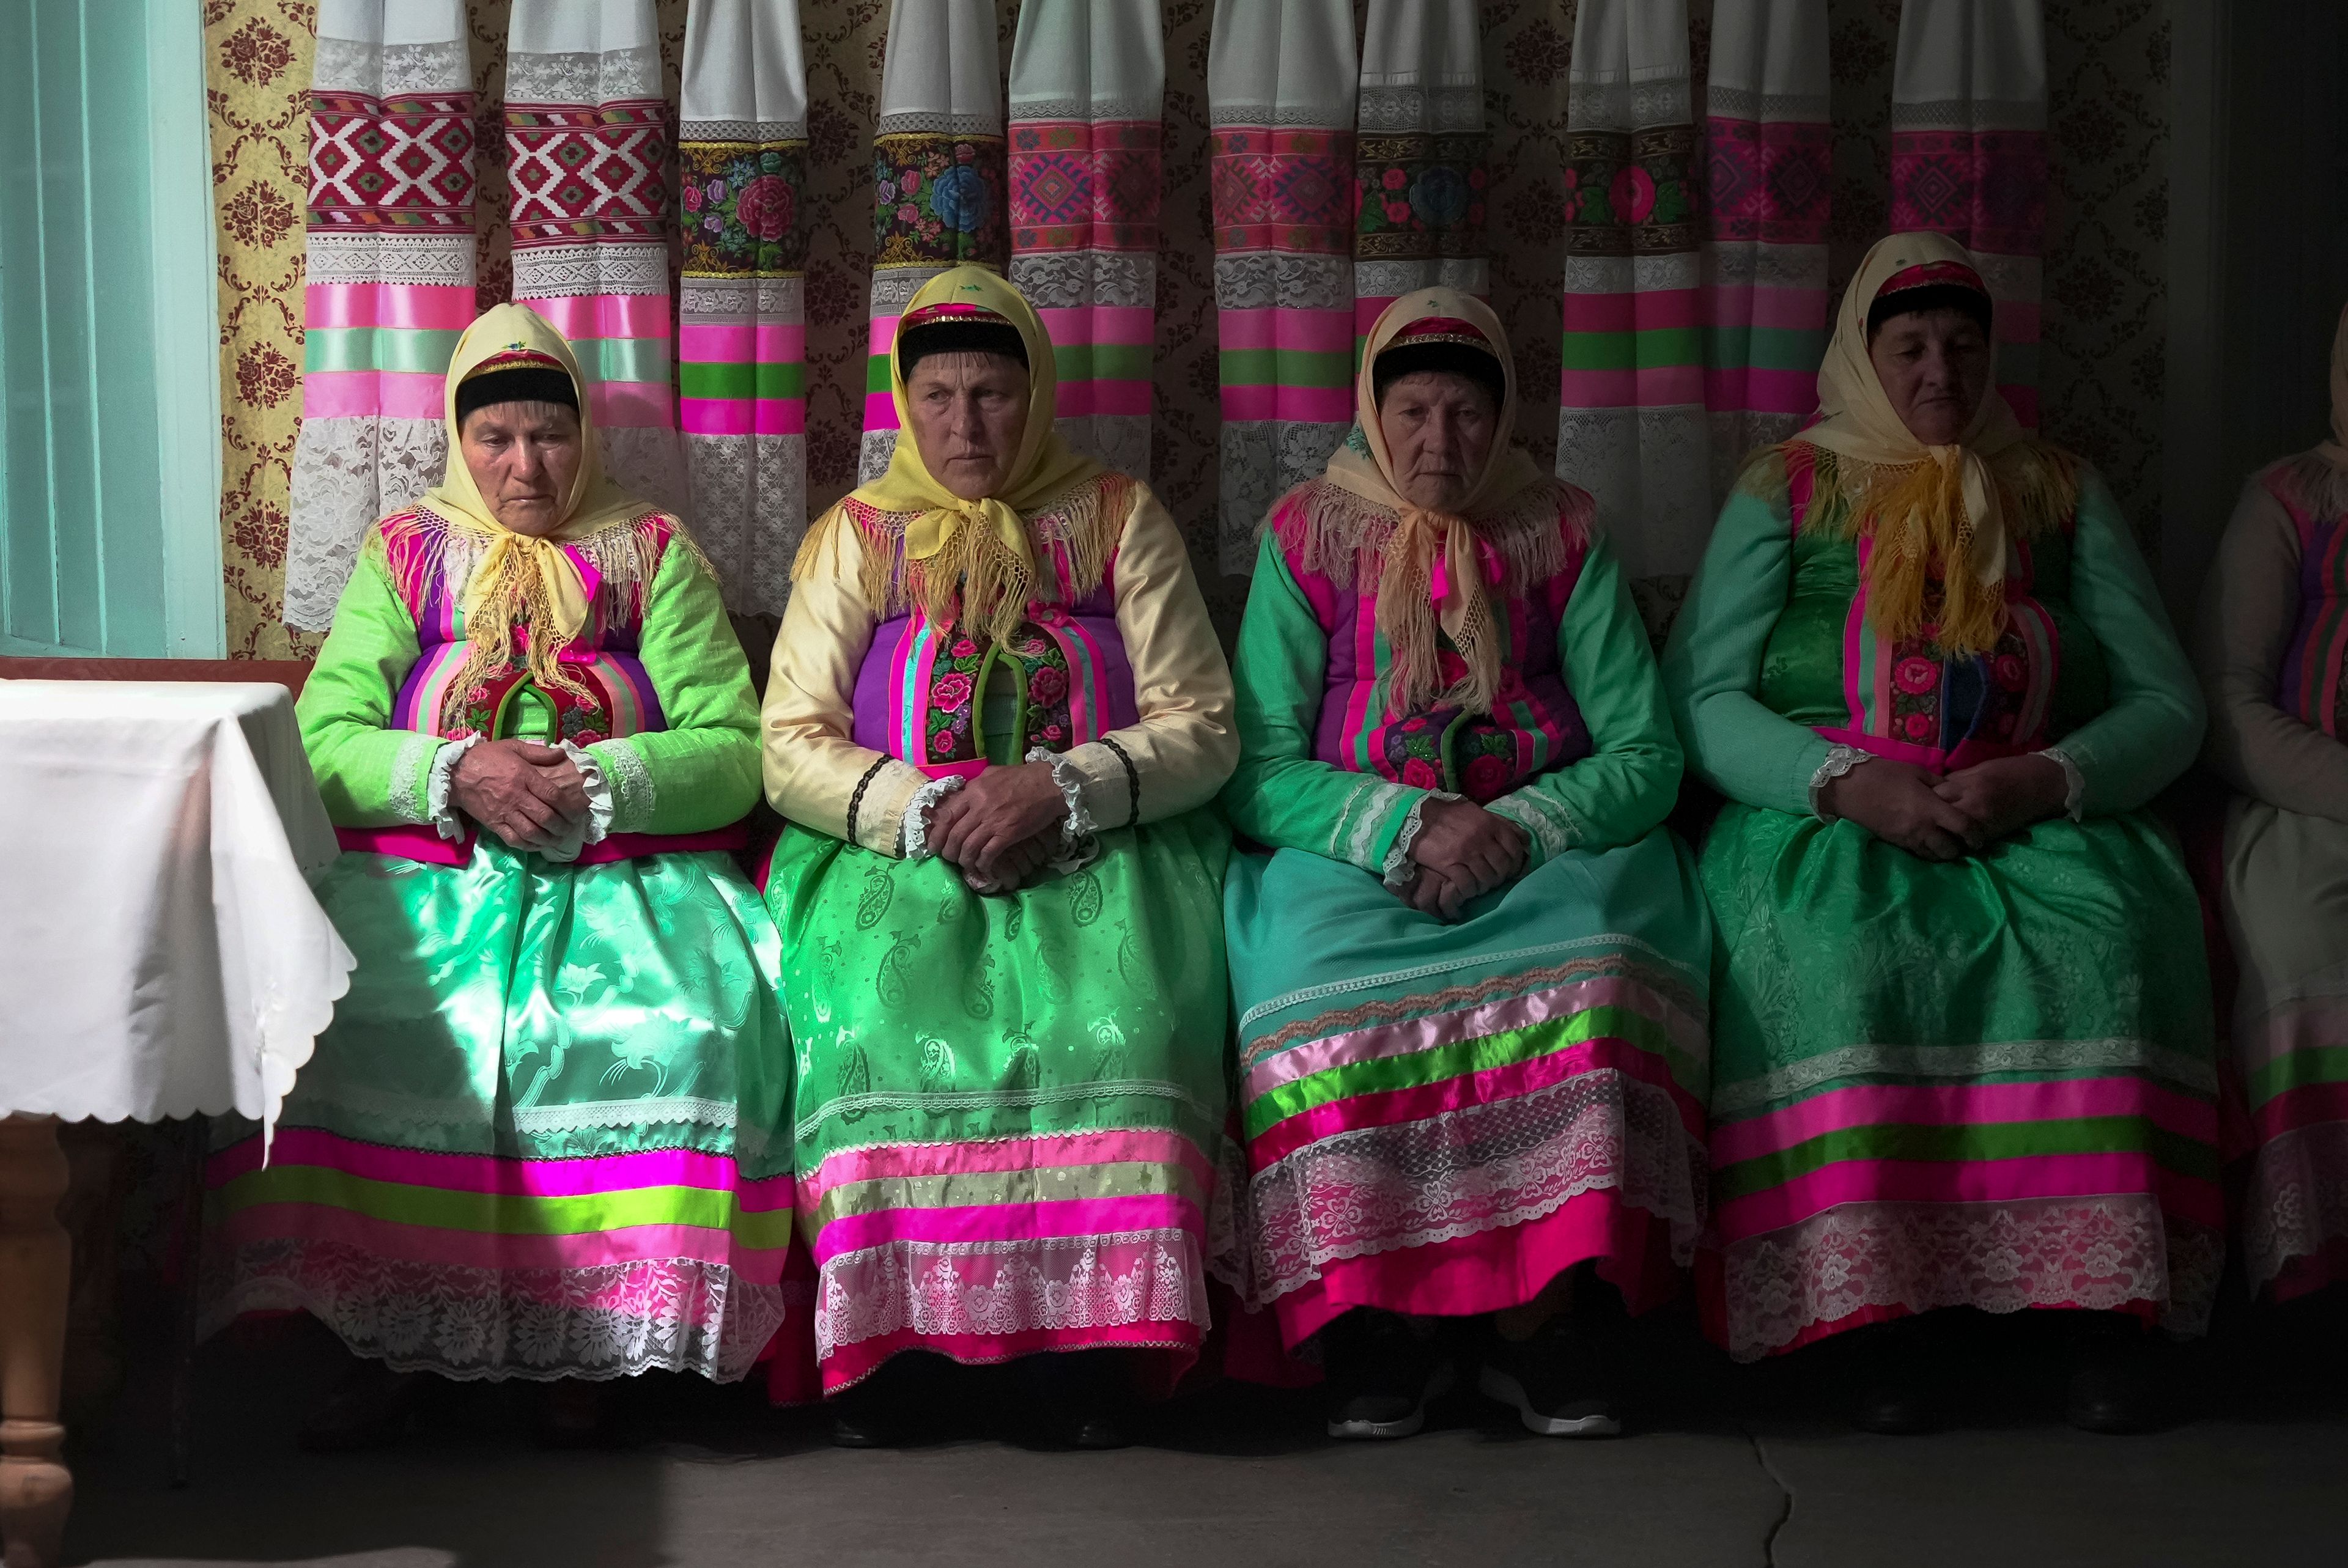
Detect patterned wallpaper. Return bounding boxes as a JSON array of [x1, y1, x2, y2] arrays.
[[202, 0, 2176, 656]]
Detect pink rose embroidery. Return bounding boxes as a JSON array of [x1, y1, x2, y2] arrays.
[[930, 728, 956, 757], [1028, 666, 1068, 705], [1903, 712, 1935, 740], [1041, 723, 1064, 741], [901, 169, 921, 194], [1464, 753, 1513, 801], [1401, 758, 1442, 790], [1382, 167, 1408, 191], [682, 184, 703, 212], [954, 142, 976, 163], [897, 203, 919, 224], [574, 730, 605, 746], [950, 638, 980, 658], [1611, 165, 1656, 223], [736, 174, 794, 243], [1384, 199, 1411, 224], [1894, 657, 1940, 695], [1993, 653, 2027, 691], [929, 672, 975, 711]]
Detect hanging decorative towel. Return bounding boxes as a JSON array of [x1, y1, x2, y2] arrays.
[[1208, 0, 1357, 575], [284, 0, 474, 631], [861, 0, 1009, 482], [1890, 0, 2048, 429], [1554, 0, 1710, 588], [506, 0, 684, 513], [1353, 0, 1488, 361], [1006, 0, 1164, 480], [1702, 0, 1830, 497], [678, 0, 810, 614]]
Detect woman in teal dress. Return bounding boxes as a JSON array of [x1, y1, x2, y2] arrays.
[[1220, 290, 1712, 1441], [760, 268, 1238, 1448], [1664, 233, 2215, 1434], [205, 306, 791, 1446]]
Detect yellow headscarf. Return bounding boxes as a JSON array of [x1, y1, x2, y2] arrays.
[[425, 303, 655, 704], [1319, 288, 1558, 716], [1795, 230, 2073, 657], [824, 266, 1103, 646]]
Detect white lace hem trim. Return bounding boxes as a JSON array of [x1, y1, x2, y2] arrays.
[[1027, 745, 1103, 874]]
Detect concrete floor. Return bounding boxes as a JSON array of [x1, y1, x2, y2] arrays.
[[64, 1301, 2348, 1568]]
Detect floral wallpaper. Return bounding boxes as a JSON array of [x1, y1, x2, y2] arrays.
[[204, 0, 2178, 653]]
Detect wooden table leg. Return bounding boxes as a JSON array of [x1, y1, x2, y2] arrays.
[[0, 1116, 70, 1568]]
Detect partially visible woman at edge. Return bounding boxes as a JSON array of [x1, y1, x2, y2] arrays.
[[2196, 300, 2348, 1303], [1663, 232, 2215, 1435], [206, 304, 791, 1448], [1220, 290, 1711, 1441], [761, 267, 1238, 1449]]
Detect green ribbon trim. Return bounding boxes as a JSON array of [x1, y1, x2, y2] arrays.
[[678, 359, 808, 401], [1713, 1117, 2221, 1203], [302, 326, 464, 376], [1557, 325, 1704, 372], [1215, 347, 1356, 389], [217, 1165, 796, 1245], [813, 1160, 1202, 1228]]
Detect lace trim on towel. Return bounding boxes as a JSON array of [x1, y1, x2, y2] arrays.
[[204, 1239, 787, 1383], [1381, 790, 1461, 889], [1716, 1195, 2224, 1363], [813, 1230, 1210, 1361], [1809, 743, 1871, 820], [2040, 745, 2087, 821], [1241, 1067, 1707, 1308]]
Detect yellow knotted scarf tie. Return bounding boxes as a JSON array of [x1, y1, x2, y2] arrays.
[[456, 526, 596, 702], [902, 493, 1038, 647]]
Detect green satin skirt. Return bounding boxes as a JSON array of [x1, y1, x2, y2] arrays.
[[764, 811, 1233, 1393], [205, 842, 796, 1383]]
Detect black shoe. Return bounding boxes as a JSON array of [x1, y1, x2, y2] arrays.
[[1478, 1316, 1622, 1438], [298, 1361, 429, 1453], [2065, 1318, 2170, 1434], [1321, 1309, 1449, 1440], [1018, 1349, 1136, 1449], [829, 1389, 900, 1448], [1850, 1327, 1941, 1435]]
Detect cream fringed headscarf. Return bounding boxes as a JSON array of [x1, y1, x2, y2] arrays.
[[795, 267, 1106, 647], [423, 303, 660, 713], [1291, 289, 1578, 717], [1790, 231, 2077, 657]]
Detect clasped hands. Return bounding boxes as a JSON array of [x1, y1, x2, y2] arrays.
[[1818, 753, 2070, 860], [1395, 797, 1529, 922], [449, 739, 589, 850], [926, 761, 1069, 894]]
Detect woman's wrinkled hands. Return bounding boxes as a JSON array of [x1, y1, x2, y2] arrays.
[[1823, 753, 2067, 859], [1932, 754, 2070, 847], [449, 740, 588, 850], [929, 762, 1069, 894], [1397, 797, 1528, 920]]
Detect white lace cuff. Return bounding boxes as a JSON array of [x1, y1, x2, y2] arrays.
[[1027, 746, 1100, 861], [2039, 745, 2087, 822], [426, 735, 479, 841], [901, 774, 965, 861], [1382, 790, 1462, 890], [1809, 744, 1871, 822], [566, 739, 615, 842]]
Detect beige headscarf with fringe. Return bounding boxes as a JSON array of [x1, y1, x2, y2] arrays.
[[1323, 289, 1552, 716], [1800, 232, 2045, 657], [426, 303, 657, 706], [816, 267, 1104, 647]]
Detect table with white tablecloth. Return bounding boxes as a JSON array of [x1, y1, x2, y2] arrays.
[[0, 681, 352, 1568]]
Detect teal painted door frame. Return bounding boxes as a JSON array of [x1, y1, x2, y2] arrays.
[[0, 0, 225, 658]]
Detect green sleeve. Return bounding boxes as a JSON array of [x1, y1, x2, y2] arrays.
[[587, 536, 762, 834], [2052, 471, 2207, 815], [1661, 469, 1830, 815], [1219, 529, 1421, 873], [1489, 535, 1683, 863], [295, 546, 442, 827]]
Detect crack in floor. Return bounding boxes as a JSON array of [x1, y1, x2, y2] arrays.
[[1740, 1423, 1795, 1567]]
